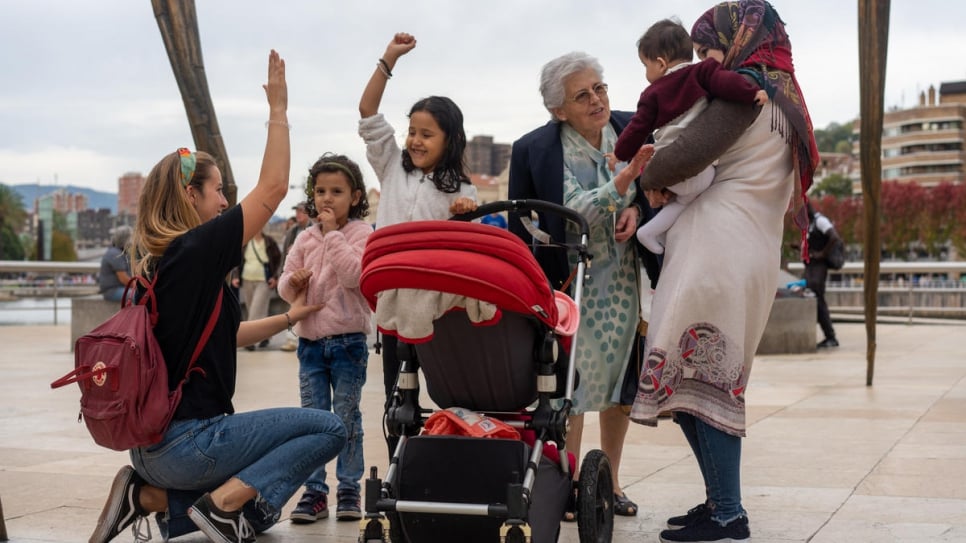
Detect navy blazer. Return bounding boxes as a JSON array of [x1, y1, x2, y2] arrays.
[[508, 110, 661, 293]]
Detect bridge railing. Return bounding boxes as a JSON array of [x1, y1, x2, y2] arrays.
[[786, 261, 966, 322], [0, 261, 101, 325]]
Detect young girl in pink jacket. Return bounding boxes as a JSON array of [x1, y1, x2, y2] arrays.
[[277, 153, 373, 523]]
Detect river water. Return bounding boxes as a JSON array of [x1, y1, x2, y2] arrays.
[[0, 298, 74, 325]]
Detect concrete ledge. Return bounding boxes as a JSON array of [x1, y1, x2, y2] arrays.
[[757, 296, 817, 355], [69, 296, 120, 350]]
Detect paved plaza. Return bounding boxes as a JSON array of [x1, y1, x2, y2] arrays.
[[2, 320, 965, 542]]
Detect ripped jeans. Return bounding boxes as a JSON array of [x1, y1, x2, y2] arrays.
[[297, 332, 368, 496]]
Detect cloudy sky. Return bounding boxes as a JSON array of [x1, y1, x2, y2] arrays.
[[1, 1, 963, 212]]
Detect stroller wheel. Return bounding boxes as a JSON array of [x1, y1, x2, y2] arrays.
[[386, 511, 404, 543], [359, 516, 389, 543], [576, 449, 614, 543]]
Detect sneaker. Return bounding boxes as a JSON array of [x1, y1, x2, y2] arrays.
[[280, 338, 297, 352], [89, 466, 149, 543], [336, 490, 362, 521], [667, 502, 711, 529], [817, 337, 839, 349], [258, 339, 270, 349], [660, 515, 749, 542], [187, 493, 255, 543], [290, 489, 328, 523]]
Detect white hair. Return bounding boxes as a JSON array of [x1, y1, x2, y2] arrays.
[[538, 51, 605, 120]]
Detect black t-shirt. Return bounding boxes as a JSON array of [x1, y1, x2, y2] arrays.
[[148, 205, 244, 420]]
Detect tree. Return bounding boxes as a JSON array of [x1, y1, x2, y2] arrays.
[[0, 184, 27, 260], [813, 122, 855, 153], [811, 173, 853, 198]]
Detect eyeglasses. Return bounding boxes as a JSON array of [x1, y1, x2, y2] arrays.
[[570, 83, 608, 105]]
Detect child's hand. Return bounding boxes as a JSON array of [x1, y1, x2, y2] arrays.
[[449, 197, 477, 215], [288, 268, 312, 291], [604, 152, 619, 172], [754, 89, 768, 106], [316, 208, 337, 234], [385, 32, 417, 62], [644, 188, 671, 208]]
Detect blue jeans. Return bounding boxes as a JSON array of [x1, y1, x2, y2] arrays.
[[675, 412, 746, 524], [130, 407, 346, 538], [102, 286, 126, 303], [298, 332, 368, 496]]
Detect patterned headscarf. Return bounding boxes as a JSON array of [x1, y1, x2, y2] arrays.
[[692, 0, 819, 254]]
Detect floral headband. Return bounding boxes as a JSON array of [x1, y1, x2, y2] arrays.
[[177, 147, 196, 187]]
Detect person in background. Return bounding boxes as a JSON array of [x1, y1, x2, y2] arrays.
[[280, 153, 372, 525], [805, 200, 842, 349], [357, 31, 478, 460], [508, 50, 661, 520], [629, 2, 819, 541], [233, 230, 282, 350], [280, 202, 312, 352], [98, 225, 133, 302], [480, 211, 508, 228], [88, 50, 346, 543]]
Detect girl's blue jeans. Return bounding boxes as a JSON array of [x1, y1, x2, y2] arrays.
[[297, 332, 368, 497], [130, 407, 346, 538], [675, 411, 747, 524]]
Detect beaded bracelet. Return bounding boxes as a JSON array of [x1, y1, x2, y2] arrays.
[[265, 120, 291, 130], [377, 58, 393, 78]]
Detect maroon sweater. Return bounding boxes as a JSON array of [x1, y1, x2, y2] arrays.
[[614, 58, 761, 161]]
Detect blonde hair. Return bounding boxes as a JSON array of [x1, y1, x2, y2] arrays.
[[131, 149, 217, 276]]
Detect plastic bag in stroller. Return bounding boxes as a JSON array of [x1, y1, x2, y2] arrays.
[[358, 200, 615, 543]]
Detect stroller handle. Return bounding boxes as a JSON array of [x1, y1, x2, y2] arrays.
[[451, 199, 590, 239]]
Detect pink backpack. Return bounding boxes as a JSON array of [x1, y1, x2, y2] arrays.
[[51, 276, 221, 451]]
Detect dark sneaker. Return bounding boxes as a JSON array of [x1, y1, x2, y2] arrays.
[[290, 489, 328, 523], [336, 490, 362, 521], [188, 493, 255, 543], [817, 337, 839, 349], [667, 502, 711, 529], [660, 514, 749, 542], [89, 465, 149, 543]]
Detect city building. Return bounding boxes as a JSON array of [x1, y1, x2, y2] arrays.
[[466, 135, 511, 177], [117, 172, 145, 217], [854, 80, 966, 189]]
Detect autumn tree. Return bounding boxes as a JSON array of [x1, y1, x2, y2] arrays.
[[0, 184, 27, 260]]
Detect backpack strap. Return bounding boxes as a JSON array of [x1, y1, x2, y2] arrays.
[[176, 287, 224, 387]]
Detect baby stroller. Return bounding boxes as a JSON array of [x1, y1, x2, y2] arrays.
[[358, 200, 614, 543]]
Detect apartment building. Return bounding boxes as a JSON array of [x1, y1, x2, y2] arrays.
[[856, 81, 966, 188]]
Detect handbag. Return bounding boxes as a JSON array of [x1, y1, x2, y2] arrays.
[[619, 262, 652, 415], [50, 275, 222, 451], [619, 320, 647, 415]]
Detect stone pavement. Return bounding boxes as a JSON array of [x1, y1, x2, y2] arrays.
[[2, 321, 965, 543]]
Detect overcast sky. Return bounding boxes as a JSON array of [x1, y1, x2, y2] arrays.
[[2, 1, 963, 213]]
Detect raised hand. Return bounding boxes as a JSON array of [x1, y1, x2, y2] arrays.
[[384, 32, 417, 62], [263, 49, 287, 115]]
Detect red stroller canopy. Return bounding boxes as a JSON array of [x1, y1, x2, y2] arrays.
[[361, 221, 560, 331]]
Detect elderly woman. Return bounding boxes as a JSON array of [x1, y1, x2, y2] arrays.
[[508, 51, 661, 519], [628, 1, 819, 541]]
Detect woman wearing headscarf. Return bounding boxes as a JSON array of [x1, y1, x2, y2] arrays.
[[628, 2, 818, 541]]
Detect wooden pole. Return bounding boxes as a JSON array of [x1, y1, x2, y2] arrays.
[[857, 0, 890, 386], [151, 0, 237, 205]]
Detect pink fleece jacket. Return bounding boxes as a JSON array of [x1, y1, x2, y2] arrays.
[[278, 219, 372, 340]]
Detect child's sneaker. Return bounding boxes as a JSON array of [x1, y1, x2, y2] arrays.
[[335, 490, 362, 521], [290, 489, 328, 523], [187, 493, 255, 543]]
